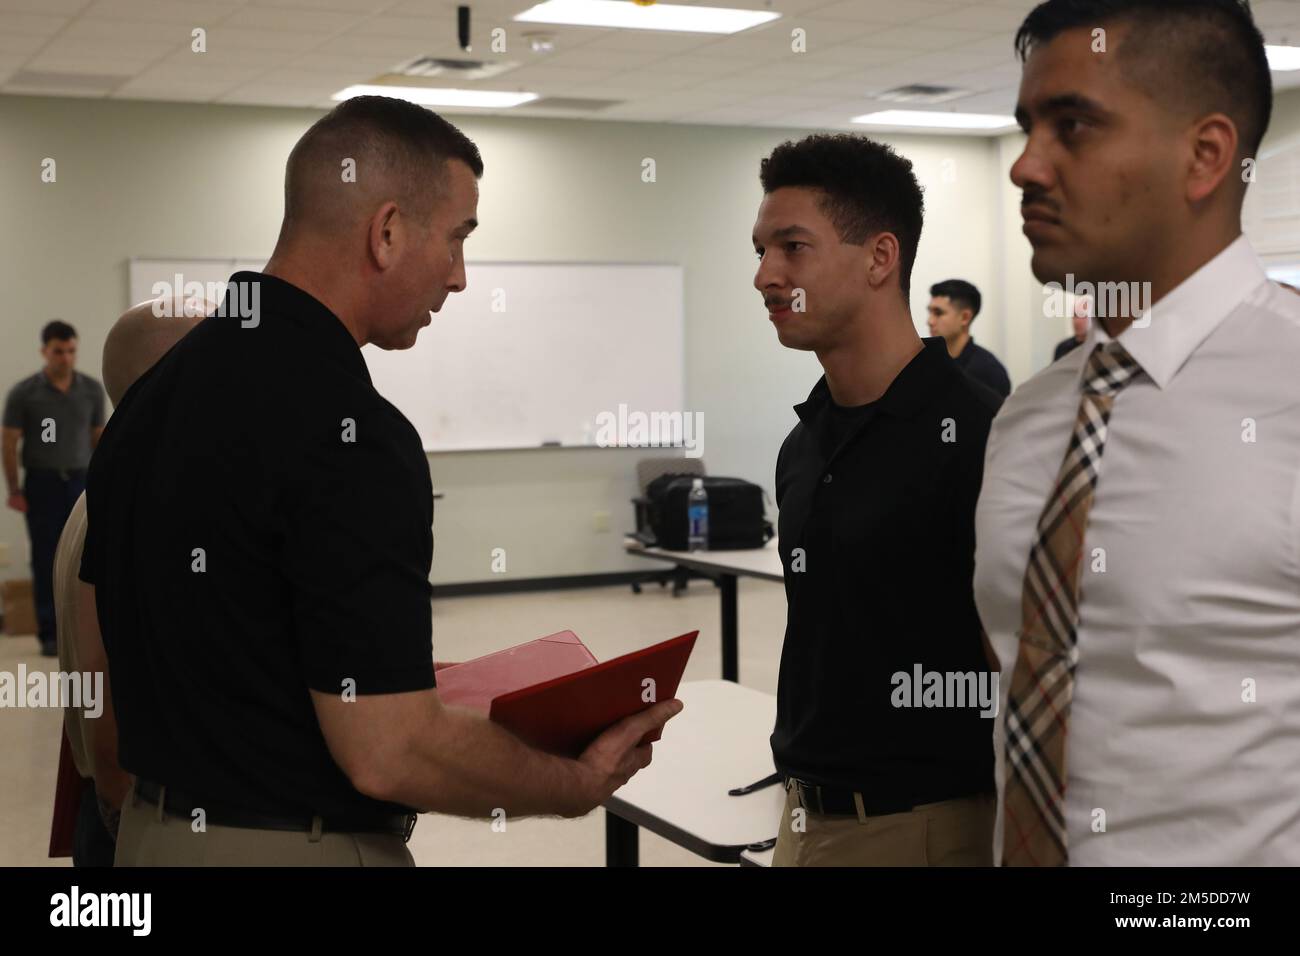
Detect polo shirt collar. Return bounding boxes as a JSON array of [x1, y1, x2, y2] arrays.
[[228, 271, 372, 385], [793, 336, 951, 424], [1080, 233, 1267, 391]]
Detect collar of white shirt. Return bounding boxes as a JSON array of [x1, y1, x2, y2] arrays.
[[1078, 233, 1268, 391]]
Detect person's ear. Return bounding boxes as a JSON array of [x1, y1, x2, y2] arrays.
[[367, 201, 401, 271], [1186, 113, 1238, 205], [866, 232, 900, 292]]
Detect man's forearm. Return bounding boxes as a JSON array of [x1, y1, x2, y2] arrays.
[[2, 441, 18, 493], [388, 704, 597, 819]]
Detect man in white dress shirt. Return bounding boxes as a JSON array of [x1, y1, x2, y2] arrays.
[[976, 0, 1300, 865]]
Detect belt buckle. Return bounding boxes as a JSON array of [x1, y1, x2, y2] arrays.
[[402, 813, 418, 843]]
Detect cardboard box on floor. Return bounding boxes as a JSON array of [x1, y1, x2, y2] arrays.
[[2, 578, 37, 637]]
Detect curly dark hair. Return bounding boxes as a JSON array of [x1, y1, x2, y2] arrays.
[[759, 134, 925, 298]]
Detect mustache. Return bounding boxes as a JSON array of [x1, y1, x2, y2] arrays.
[[1020, 189, 1060, 215]]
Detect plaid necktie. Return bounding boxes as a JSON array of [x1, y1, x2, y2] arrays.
[[1002, 340, 1142, 866]]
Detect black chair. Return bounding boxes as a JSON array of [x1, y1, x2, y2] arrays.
[[628, 457, 714, 598]]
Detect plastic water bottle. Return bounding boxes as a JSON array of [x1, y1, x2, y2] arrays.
[[687, 478, 709, 552]]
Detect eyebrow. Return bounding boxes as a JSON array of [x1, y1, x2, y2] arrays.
[[1015, 92, 1110, 129], [752, 224, 815, 246]]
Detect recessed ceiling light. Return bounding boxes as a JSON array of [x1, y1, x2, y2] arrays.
[[851, 110, 1017, 131], [1266, 44, 1300, 71], [514, 0, 779, 35], [332, 84, 538, 108]]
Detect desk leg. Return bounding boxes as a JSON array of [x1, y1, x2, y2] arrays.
[[605, 811, 639, 867], [720, 573, 738, 682]]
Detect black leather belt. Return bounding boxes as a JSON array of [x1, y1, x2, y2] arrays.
[[785, 777, 918, 817], [134, 779, 417, 842]]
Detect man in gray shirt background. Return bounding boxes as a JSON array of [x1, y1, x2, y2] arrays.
[[3, 320, 106, 655]]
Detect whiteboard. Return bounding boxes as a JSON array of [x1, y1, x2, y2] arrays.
[[128, 258, 685, 453], [129, 257, 267, 309], [362, 261, 684, 452]]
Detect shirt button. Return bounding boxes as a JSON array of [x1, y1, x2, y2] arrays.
[[823, 474, 833, 484]]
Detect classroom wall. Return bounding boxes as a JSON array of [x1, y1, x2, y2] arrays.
[[0, 93, 1009, 587]]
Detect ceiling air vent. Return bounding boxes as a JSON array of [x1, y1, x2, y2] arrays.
[[875, 84, 969, 105], [393, 56, 519, 82]]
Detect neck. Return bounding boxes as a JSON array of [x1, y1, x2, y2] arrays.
[[945, 330, 971, 359], [263, 242, 368, 346], [44, 367, 71, 383], [817, 298, 924, 406], [1099, 225, 1241, 338]]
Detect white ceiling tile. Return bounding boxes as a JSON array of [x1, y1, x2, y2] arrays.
[[223, 6, 365, 33], [22, 54, 155, 75], [583, 30, 719, 55], [313, 32, 436, 58], [914, 5, 1033, 32], [0, 0, 92, 14], [0, 31, 49, 55], [638, 53, 753, 77], [201, 26, 336, 52], [80, 0, 245, 25], [279, 51, 412, 76], [810, 1, 964, 24], [859, 26, 992, 52], [256, 0, 408, 13], [352, 15, 464, 40], [592, 68, 709, 92], [0, 12, 69, 35], [537, 46, 661, 71]]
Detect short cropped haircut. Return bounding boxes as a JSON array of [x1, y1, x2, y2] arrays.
[[930, 279, 982, 320], [41, 320, 77, 344], [1015, 0, 1272, 159], [284, 95, 483, 229], [759, 134, 925, 297]]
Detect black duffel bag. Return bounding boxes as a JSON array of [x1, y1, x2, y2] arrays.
[[637, 475, 773, 551]]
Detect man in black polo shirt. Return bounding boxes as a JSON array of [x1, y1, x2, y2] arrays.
[[927, 279, 1012, 398], [79, 96, 680, 867], [3, 320, 106, 656], [753, 134, 998, 866]]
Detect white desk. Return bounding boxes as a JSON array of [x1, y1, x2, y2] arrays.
[[625, 537, 783, 682], [603, 680, 783, 866]]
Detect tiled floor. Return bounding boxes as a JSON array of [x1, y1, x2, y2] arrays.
[[0, 575, 787, 867]]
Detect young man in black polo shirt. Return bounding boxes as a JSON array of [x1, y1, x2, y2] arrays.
[[753, 134, 999, 866], [927, 279, 1012, 398], [79, 96, 680, 866]]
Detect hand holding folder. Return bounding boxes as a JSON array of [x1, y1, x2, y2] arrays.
[[436, 629, 697, 758]]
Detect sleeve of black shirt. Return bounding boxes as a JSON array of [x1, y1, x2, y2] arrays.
[[989, 359, 1011, 399], [281, 413, 436, 696], [2, 383, 21, 429]]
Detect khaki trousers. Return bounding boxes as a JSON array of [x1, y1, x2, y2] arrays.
[[113, 782, 415, 867], [771, 784, 994, 867]]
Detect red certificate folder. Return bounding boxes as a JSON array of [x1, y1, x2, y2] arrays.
[[436, 629, 698, 758], [436, 630, 599, 713]]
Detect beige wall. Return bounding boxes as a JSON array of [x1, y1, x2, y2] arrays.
[[1, 93, 1005, 586]]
